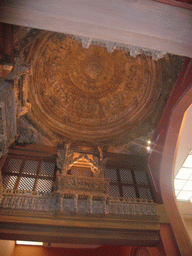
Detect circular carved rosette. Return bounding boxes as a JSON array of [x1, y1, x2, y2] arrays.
[[23, 31, 161, 145]]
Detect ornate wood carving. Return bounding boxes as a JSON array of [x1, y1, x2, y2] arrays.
[[0, 189, 159, 224], [0, 80, 16, 156], [14, 29, 183, 147], [56, 174, 110, 195]]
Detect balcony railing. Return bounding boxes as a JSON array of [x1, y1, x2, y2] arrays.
[[0, 189, 158, 221]]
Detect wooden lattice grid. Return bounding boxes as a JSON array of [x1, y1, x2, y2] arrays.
[[2, 175, 17, 189], [108, 184, 120, 197], [134, 170, 149, 185], [22, 159, 38, 175], [122, 185, 137, 198], [138, 187, 153, 200], [36, 179, 53, 193], [5, 158, 22, 173], [2, 154, 56, 193], [104, 167, 118, 181], [119, 169, 133, 184], [39, 161, 55, 176]]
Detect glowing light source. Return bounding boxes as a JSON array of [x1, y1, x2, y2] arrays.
[[147, 146, 151, 151], [16, 241, 43, 246], [146, 140, 152, 152]]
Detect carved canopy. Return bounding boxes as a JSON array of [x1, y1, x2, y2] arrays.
[[15, 28, 184, 148]]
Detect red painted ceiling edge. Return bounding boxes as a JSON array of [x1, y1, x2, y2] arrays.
[[153, 0, 192, 10], [152, 57, 192, 144]]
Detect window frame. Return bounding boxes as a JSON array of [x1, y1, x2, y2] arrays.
[[2, 153, 57, 193], [105, 166, 154, 201]]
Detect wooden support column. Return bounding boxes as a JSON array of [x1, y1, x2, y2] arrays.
[[160, 224, 180, 256]]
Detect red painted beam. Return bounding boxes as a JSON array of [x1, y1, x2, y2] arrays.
[[154, 0, 192, 10]]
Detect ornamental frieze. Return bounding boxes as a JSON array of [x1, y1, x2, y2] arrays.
[[0, 189, 159, 221], [56, 174, 110, 195], [108, 201, 157, 216]]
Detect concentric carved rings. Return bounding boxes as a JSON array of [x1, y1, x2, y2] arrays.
[[26, 32, 159, 144]]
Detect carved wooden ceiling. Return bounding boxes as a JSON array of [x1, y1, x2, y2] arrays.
[[14, 27, 184, 152]]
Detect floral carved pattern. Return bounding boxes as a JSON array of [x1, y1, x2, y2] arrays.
[[17, 30, 182, 145], [36, 34, 150, 122]]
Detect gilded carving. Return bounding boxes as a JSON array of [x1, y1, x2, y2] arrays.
[[13, 28, 184, 149], [66, 152, 100, 176], [21, 31, 163, 144], [57, 175, 110, 195]]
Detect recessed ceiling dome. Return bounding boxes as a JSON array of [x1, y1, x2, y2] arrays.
[[18, 31, 180, 146]]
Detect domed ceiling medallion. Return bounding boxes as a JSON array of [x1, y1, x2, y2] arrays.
[[18, 30, 180, 146]]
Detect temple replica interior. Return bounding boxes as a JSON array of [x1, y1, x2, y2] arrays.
[[0, 1, 192, 255]]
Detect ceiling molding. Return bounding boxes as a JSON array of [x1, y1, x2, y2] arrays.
[[0, 0, 192, 57]]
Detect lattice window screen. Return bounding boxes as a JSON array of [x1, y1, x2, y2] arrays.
[[105, 166, 153, 200], [71, 167, 80, 176], [138, 187, 153, 200], [122, 185, 136, 198], [36, 179, 53, 193], [2, 155, 56, 193], [82, 169, 92, 177], [3, 175, 17, 189], [104, 167, 118, 181], [6, 158, 22, 173], [134, 170, 148, 185], [108, 185, 120, 197], [40, 162, 55, 176], [18, 177, 35, 191], [119, 169, 133, 184], [22, 160, 38, 175]]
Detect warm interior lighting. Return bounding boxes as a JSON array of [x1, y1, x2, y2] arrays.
[[146, 140, 152, 152], [175, 152, 192, 202], [16, 241, 43, 246]]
